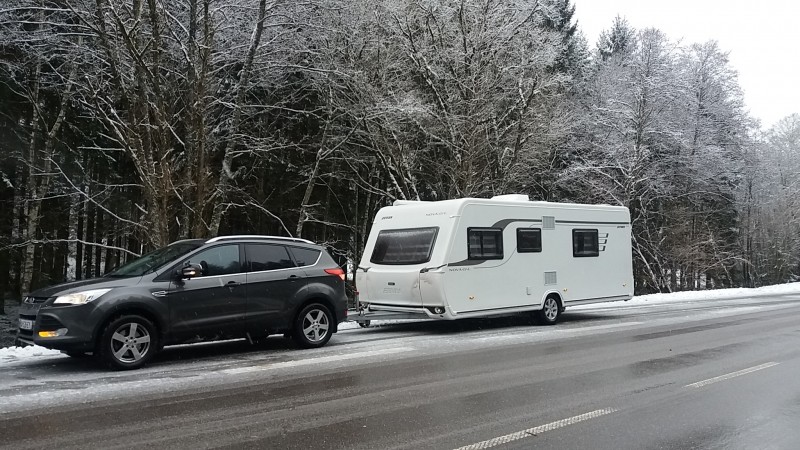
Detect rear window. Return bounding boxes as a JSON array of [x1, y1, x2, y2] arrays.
[[289, 246, 322, 267], [370, 227, 439, 265]]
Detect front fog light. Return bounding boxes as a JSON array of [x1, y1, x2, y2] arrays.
[[39, 328, 68, 338], [434, 307, 445, 314]]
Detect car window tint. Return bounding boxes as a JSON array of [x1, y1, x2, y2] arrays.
[[184, 245, 241, 276], [247, 244, 296, 271], [289, 247, 321, 267]]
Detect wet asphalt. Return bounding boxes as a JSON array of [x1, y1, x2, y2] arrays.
[[2, 294, 800, 449]]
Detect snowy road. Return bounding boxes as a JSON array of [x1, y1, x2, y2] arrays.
[[2, 287, 800, 449]]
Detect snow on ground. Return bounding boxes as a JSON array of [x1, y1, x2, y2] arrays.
[[0, 345, 63, 365], [2, 283, 800, 366], [573, 281, 800, 310]]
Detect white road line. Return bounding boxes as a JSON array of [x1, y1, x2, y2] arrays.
[[453, 408, 618, 450], [685, 362, 780, 388], [222, 347, 415, 375]]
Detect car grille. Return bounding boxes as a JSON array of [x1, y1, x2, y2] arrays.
[[39, 315, 64, 330]]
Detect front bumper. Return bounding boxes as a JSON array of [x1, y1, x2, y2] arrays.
[[17, 301, 97, 352]]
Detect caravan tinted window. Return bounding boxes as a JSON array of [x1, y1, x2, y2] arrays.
[[468, 228, 504, 260], [517, 228, 542, 253], [572, 229, 599, 257], [370, 227, 439, 265]]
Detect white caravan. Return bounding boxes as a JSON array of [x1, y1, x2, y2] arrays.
[[353, 194, 634, 324]]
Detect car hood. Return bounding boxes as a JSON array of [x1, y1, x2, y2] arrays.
[[27, 277, 139, 299]]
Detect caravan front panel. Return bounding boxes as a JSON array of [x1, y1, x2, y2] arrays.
[[357, 227, 437, 309]]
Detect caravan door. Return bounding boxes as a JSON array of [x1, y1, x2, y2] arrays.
[[359, 227, 439, 309]]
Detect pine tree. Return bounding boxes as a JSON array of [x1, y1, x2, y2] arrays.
[[543, 0, 589, 78], [597, 16, 636, 60]]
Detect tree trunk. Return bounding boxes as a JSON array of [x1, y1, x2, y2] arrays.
[[66, 192, 80, 281], [10, 156, 25, 299], [209, 0, 269, 235]]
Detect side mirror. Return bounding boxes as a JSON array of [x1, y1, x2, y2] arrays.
[[176, 263, 203, 280]]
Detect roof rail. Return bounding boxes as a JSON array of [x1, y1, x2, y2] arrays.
[[206, 235, 314, 244]]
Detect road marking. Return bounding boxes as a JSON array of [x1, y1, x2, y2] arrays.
[[685, 362, 780, 388], [222, 347, 415, 375], [454, 408, 617, 450]]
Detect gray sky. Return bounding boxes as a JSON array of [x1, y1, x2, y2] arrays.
[[572, 0, 800, 130]]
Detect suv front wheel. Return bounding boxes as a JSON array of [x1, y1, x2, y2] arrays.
[[97, 314, 159, 370], [292, 303, 334, 348]]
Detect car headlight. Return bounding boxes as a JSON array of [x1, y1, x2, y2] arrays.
[[53, 289, 112, 305]]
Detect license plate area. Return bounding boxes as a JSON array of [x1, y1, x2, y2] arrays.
[[19, 318, 34, 330]]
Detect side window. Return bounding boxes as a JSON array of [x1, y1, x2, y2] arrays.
[[573, 229, 599, 257], [517, 228, 542, 253], [247, 244, 296, 271], [468, 228, 503, 260], [184, 245, 242, 276], [288, 246, 321, 267]]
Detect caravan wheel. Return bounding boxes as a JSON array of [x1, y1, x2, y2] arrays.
[[538, 296, 561, 325]]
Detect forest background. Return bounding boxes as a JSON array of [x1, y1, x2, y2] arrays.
[[1, 0, 798, 314]]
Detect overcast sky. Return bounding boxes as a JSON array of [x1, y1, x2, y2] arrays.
[[572, 0, 799, 130]]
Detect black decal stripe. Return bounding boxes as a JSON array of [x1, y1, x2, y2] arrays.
[[555, 220, 630, 225], [491, 218, 542, 229]]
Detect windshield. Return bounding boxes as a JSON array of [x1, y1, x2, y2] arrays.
[[105, 241, 204, 277]]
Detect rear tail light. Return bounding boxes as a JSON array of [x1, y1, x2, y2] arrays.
[[324, 268, 346, 281]]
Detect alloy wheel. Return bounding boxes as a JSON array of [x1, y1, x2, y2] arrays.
[[110, 322, 151, 364]]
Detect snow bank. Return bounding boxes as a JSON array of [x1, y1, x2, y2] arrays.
[[0, 345, 64, 365], [606, 281, 800, 307]]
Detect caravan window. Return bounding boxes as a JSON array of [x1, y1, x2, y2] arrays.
[[468, 228, 503, 260], [517, 228, 542, 253], [572, 229, 599, 257], [370, 227, 439, 265]]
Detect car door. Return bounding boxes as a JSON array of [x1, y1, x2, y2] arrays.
[[168, 244, 247, 341], [244, 243, 307, 335]]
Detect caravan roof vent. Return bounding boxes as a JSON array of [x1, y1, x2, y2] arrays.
[[491, 194, 530, 202], [392, 200, 428, 206]]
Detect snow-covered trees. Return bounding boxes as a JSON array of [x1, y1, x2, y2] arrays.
[[741, 115, 800, 285], [0, 1, 796, 298], [563, 28, 753, 292]]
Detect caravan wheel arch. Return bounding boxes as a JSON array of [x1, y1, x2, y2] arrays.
[[541, 290, 564, 311]]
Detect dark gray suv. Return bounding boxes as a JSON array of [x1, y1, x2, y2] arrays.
[[16, 235, 348, 370]]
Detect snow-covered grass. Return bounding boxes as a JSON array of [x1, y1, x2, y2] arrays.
[[2, 282, 800, 365], [575, 281, 800, 309]]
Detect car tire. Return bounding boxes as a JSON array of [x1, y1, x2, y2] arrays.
[[97, 314, 159, 370], [292, 303, 334, 349], [537, 295, 561, 325]]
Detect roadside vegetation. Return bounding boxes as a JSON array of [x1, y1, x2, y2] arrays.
[[0, 0, 797, 303]]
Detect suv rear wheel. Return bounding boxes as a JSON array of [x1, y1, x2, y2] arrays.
[[292, 303, 333, 348], [97, 314, 159, 370]]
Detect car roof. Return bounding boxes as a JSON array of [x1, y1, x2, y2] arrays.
[[204, 235, 318, 246]]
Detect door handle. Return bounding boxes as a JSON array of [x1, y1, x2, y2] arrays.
[[226, 281, 241, 287], [288, 275, 299, 280]]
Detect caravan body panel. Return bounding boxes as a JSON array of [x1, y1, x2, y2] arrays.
[[356, 196, 634, 320]]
